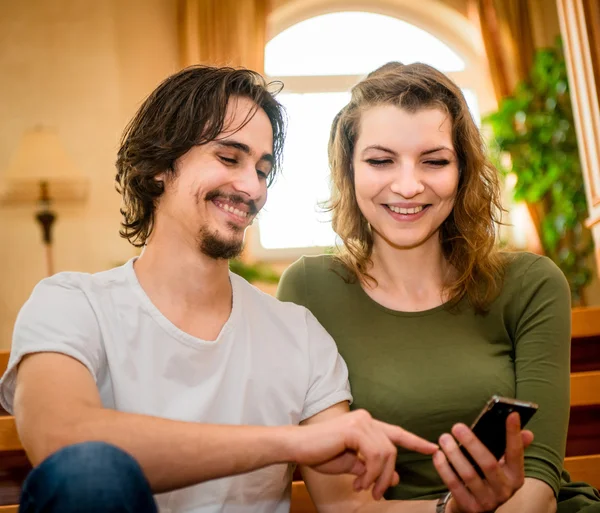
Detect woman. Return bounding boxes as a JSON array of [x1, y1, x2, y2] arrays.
[[277, 62, 600, 512]]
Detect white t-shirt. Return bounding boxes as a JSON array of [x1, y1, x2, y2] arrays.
[[0, 258, 352, 513]]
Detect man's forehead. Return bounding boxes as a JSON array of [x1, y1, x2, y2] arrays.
[[223, 96, 261, 123], [217, 102, 273, 156], [214, 130, 272, 151]]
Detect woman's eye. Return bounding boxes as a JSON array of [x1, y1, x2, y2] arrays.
[[219, 155, 238, 165], [257, 170, 268, 180], [366, 159, 393, 167], [424, 159, 450, 167]]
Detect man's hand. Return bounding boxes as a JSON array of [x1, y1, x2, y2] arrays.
[[289, 408, 438, 501]]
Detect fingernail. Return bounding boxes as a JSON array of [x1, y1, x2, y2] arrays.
[[439, 434, 452, 448], [507, 413, 519, 430], [453, 423, 469, 437]]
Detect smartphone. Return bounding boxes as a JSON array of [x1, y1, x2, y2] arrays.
[[458, 396, 538, 477]]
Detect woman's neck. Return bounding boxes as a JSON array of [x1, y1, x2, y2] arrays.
[[363, 233, 454, 312]]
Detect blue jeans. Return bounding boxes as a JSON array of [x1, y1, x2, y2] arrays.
[[20, 441, 158, 513]]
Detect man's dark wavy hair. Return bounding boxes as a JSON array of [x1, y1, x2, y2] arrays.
[[115, 65, 286, 247]]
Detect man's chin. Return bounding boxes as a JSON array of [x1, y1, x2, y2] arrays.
[[199, 232, 245, 260]]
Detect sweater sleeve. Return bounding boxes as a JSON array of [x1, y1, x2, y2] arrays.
[[512, 256, 571, 496]]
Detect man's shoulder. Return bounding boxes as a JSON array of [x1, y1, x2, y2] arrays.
[[232, 271, 342, 347], [30, 261, 132, 303], [232, 271, 310, 320]]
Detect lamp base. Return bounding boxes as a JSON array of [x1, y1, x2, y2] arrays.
[[43, 241, 54, 276], [36, 210, 55, 244], [36, 181, 56, 276], [36, 212, 55, 276]]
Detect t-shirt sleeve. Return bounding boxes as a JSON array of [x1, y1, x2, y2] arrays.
[[300, 309, 352, 421], [279, 257, 352, 420], [0, 275, 104, 414], [513, 256, 571, 497]]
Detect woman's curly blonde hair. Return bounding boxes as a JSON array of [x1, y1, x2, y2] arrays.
[[327, 62, 505, 313]]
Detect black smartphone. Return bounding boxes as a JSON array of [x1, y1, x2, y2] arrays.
[[458, 396, 538, 477]]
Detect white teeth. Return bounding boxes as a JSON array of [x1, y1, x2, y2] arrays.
[[215, 201, 248, 218], [388, 205, 425, 215]]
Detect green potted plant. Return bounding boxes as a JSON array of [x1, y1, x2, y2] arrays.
[[229, 258, 280, 284], [484, 38, 593, 305]]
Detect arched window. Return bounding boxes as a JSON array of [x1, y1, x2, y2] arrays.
[[265, 12, 466, 76], [252, 8, 492, 258]]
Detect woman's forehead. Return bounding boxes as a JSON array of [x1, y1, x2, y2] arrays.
[[356, 105, 454, 151]]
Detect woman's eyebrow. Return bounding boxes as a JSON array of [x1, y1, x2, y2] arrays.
[[361, 145, 397, 156], [421, 146, 455, 156]]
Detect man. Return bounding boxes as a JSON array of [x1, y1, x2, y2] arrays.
[[0, 66, 437, 513]]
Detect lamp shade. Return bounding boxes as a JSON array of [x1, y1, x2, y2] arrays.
[[0, 126, 88, 204]]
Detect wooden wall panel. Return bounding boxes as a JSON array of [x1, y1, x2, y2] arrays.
[[557, 0, 600, 270]]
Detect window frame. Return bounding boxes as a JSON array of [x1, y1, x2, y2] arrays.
[[249, 0, 496, 261]]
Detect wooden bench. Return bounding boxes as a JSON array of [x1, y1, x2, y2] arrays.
[[290, 306, 600, 512], [564, 306, 600, 489], [0, 348, 21, 513], [1, 307, 599, 511]]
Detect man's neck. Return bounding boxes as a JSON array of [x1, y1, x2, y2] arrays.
[[133, 234, 232, 317]]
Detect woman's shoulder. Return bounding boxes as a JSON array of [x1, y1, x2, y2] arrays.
[[501, 251, 568, 288], [496, 251, 570, 310], [277, 254, 351, 306], [282, 254, 350, 283]]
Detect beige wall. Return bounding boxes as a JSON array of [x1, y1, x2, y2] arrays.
[[0, 0, 180, 349], [0, 0, 593, 350]]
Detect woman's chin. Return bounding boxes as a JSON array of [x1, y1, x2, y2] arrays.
[[374, 230, 438, 251]]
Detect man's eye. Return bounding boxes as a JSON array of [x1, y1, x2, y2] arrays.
[[424, 159, 450, 167], [219, 156, 238, 165], [366, 159, 393, 167]]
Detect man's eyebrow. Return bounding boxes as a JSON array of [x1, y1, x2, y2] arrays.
[[421, 146, 455, 156], [215, 140, 274, 165]]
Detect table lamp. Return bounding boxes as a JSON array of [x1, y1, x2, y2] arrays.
[[0, 126, 88, 276]]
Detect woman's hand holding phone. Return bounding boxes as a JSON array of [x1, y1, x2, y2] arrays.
[[432, 412, 535, 513]]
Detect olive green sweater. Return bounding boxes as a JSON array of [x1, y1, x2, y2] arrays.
[[277, 252, 571, 500]]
